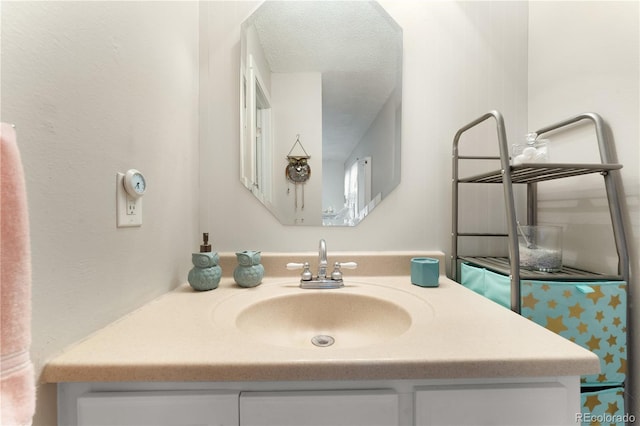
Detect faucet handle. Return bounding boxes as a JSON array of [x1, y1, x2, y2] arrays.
[[330, 261, 358, 281], [287, 262, 313, 281], [286, 262, 305, 270], [336, 261, 357, 269]]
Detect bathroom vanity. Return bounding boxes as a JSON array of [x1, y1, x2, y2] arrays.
[[46, 252, 599, 425]]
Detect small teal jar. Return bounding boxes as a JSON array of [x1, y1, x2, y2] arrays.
[[233, 250, 264, 288], [188, 251, 222, 291]]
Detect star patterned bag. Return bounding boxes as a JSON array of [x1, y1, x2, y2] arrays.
[[460, 263, 628, 425], [460, 263, 627, 386], [520, 279, 627, 387], [579, 387, 626, 426]]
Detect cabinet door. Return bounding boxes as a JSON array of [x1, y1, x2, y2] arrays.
[[415, 383, 571, 426], [240, 390, 399, 426], [77, 391, 238, 426]]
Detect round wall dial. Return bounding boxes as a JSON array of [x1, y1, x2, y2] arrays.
[[123, 169, 146, 199]]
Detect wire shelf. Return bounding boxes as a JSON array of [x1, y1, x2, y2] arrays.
[[459, 256, 623, 281], [459, 163, 622, 184]]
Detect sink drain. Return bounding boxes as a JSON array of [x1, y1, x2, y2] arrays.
[[311, 334, 335, 347]]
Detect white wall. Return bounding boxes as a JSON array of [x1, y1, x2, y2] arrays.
[[346, 86, 401, 202], [243, 25, 272, 91], [1, 2, 200, 424], [271, 72, 323, 225], [322, 159, 345, 213], [528, 1, 639, 416]]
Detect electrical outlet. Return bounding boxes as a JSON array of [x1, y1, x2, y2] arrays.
[[127, 199, 137, 215], [116, 173, 143, 227]]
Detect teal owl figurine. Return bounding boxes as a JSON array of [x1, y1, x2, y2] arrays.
[[188, 233, 222, 291], [233, 250, 264, 288]]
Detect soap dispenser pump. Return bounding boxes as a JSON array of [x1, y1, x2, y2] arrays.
[[200, 232, 212, 252], [188, 233, 222, 291]]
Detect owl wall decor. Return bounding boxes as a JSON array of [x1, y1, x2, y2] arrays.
[[285, 134, 311, 211]]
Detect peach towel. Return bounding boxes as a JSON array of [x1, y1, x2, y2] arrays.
[[1, 123, 35, 426]]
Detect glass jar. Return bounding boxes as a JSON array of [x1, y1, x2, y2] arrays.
[[518, 225, 563, 272], [512, 133, 549, 165]]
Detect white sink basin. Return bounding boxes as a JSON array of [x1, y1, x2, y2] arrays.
[[212, 282, 434, 349]]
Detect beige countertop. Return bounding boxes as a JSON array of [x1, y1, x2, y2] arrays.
[[44, 251, 600, 383]]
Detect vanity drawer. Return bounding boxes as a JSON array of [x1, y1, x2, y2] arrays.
[[239, 389, 400, 426], [76, 390, 239, 426], [415, 382, 571, 426]]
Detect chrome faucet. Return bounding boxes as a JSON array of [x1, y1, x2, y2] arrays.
[[318, 239, 328, 279], [286, 239, 357, 289]]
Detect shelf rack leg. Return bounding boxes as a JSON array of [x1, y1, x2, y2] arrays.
[[451, 110, 522, 313]]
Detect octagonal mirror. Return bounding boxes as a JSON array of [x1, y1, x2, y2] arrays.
[[240, 1, 402, 226]]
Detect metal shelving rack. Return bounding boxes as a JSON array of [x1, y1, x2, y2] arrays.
[[450, 110, 630, 313]]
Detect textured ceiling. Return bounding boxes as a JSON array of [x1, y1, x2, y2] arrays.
[[248, 1, 402, 162]]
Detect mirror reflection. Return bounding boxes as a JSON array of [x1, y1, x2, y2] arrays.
[[240, 1, 402, 226]]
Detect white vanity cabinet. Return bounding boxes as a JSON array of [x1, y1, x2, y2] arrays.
[[75, 390, 239, 426], [67, 387, 400, 426], [50, 267, 597, 426], [59, 377, 580, 426], [414, 382, 572, 426]]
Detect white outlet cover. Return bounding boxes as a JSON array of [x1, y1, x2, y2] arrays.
[[116, 173, 143, 227]]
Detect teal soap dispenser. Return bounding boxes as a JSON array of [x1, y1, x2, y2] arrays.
[[188, 233, 222, 291]]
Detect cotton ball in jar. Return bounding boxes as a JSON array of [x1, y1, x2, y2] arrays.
[[522, 146, 537, 160], [534, 150, 548, 161], [513, 154, 525, 165]]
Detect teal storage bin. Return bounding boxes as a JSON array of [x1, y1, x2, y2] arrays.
[[460, 262, 510, 308], [483, 268, 510, 309], [460, 262, 486, 295], [580, 387, 626, 426], [521, 280, 627, 386], [460, 263, 627, 386]]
